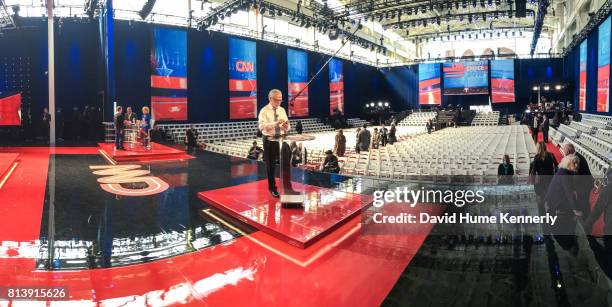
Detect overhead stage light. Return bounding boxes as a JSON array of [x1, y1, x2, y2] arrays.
[[532, 86, 538, 91], [543, 86, 550, 91], [555, 84, 562, 90], [139, 0, 156, 20]]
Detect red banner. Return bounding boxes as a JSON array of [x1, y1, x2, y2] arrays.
[[152, 101, 187, 121], [0, 93, 21, 126], [151, 75, 188, 90]]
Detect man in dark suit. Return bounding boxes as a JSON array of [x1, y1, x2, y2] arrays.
[[114, 106, 125, 150], [125, 106, 138, 124], [357, 124, 371, 152]]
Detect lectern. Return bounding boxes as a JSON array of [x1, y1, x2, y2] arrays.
[[278, 134, 315, 205]]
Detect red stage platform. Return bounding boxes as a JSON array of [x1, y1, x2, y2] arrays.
[[98, 142, 193, 163], [198, 179, 373, 248], [0, 153, 19, 189]]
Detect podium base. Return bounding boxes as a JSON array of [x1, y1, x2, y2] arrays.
[[280, 193, 304, 204], [198, 179, 373, 248]]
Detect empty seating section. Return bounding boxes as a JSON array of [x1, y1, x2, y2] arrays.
[[568, 121, 596, 135], [158, 118, 347, 144], [551, 113, 612, 176], [471, 111, 500, 126], [347, 118, 368, 127], [205, 126, 426, 167], [341, 126, 536, 181], [397, 112, 437, 126]]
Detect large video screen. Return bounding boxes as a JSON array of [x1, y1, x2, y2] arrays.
[[0, 93, 21, 126], [150, 27, 188, 121], [490, 60, 515, 103], [418, 63, 441, 105], [329, 58, 344, 115], [598, 16, 611, 112], [229, 38, 257, 119], [443, 61, 489, 95], [579, 40, 587, 111], [287, 49, 309, 117]]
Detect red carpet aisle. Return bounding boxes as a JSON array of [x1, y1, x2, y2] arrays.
[[536, 130, 563, 162]]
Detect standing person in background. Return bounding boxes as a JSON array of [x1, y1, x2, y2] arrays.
[[258, 89, 290, 198], [545, 154, 581, 253], [379, 125, 388, 147], [530, 142, 558, 213], [541, 115, 550, 143], [388, 124, 397, 145], [125, 107, 137, 124], [140, 106, 152, 149], [295, 120, 303, 134], [531, 113, 540, 142], [42, 107, 51, 143], [184, 125, 199, 153], [114, 106, 125, 150], [333, 129, 346, 157], [371, 128, 380, 149], [358, 124, 371, 152]]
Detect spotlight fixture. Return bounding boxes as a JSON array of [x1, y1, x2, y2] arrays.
[[378, 102, 383, 107], [555, 84, 562, 90], [139, 0, 156, 20], [532, 86, 538, 91], [384, 102, 389, 107], [543, 85, 550, 91]]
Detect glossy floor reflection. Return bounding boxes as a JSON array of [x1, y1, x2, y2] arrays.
[[0, 146, 610, 306]]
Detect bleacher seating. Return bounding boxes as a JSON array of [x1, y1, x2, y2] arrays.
[[551, 113, 612, 176], [397, 112, 437, 126], [471, 111, 500, 126], [156, 118, 348, 144], [435, 111, 457, 127]]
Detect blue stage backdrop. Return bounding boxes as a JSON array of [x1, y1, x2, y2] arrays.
[[228, 38, 257, 119], [443, 61, 489, 95], [150, 27, 188, 121], [490, 59, 515, 103], [418, 63, 441, 105], [287, 48, 309, 117], [579, 40, 588, 111], [329, 58, 344, 115], [597, 16, 611, 113]]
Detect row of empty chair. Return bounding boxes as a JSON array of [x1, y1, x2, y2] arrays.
[[205, 126, 427, 165], [397, 112, 437, 126], [341, 125, 536, 182], [471, 111, 500, 126]]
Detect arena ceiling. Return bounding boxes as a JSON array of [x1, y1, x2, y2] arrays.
[[0, 0, 608, 64]]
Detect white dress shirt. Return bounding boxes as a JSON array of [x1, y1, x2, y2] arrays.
[[258, 103, 290, 137]]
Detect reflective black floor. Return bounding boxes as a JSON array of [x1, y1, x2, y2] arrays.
[[35, 148, 612, 306], [38, 151, 265, 270]]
